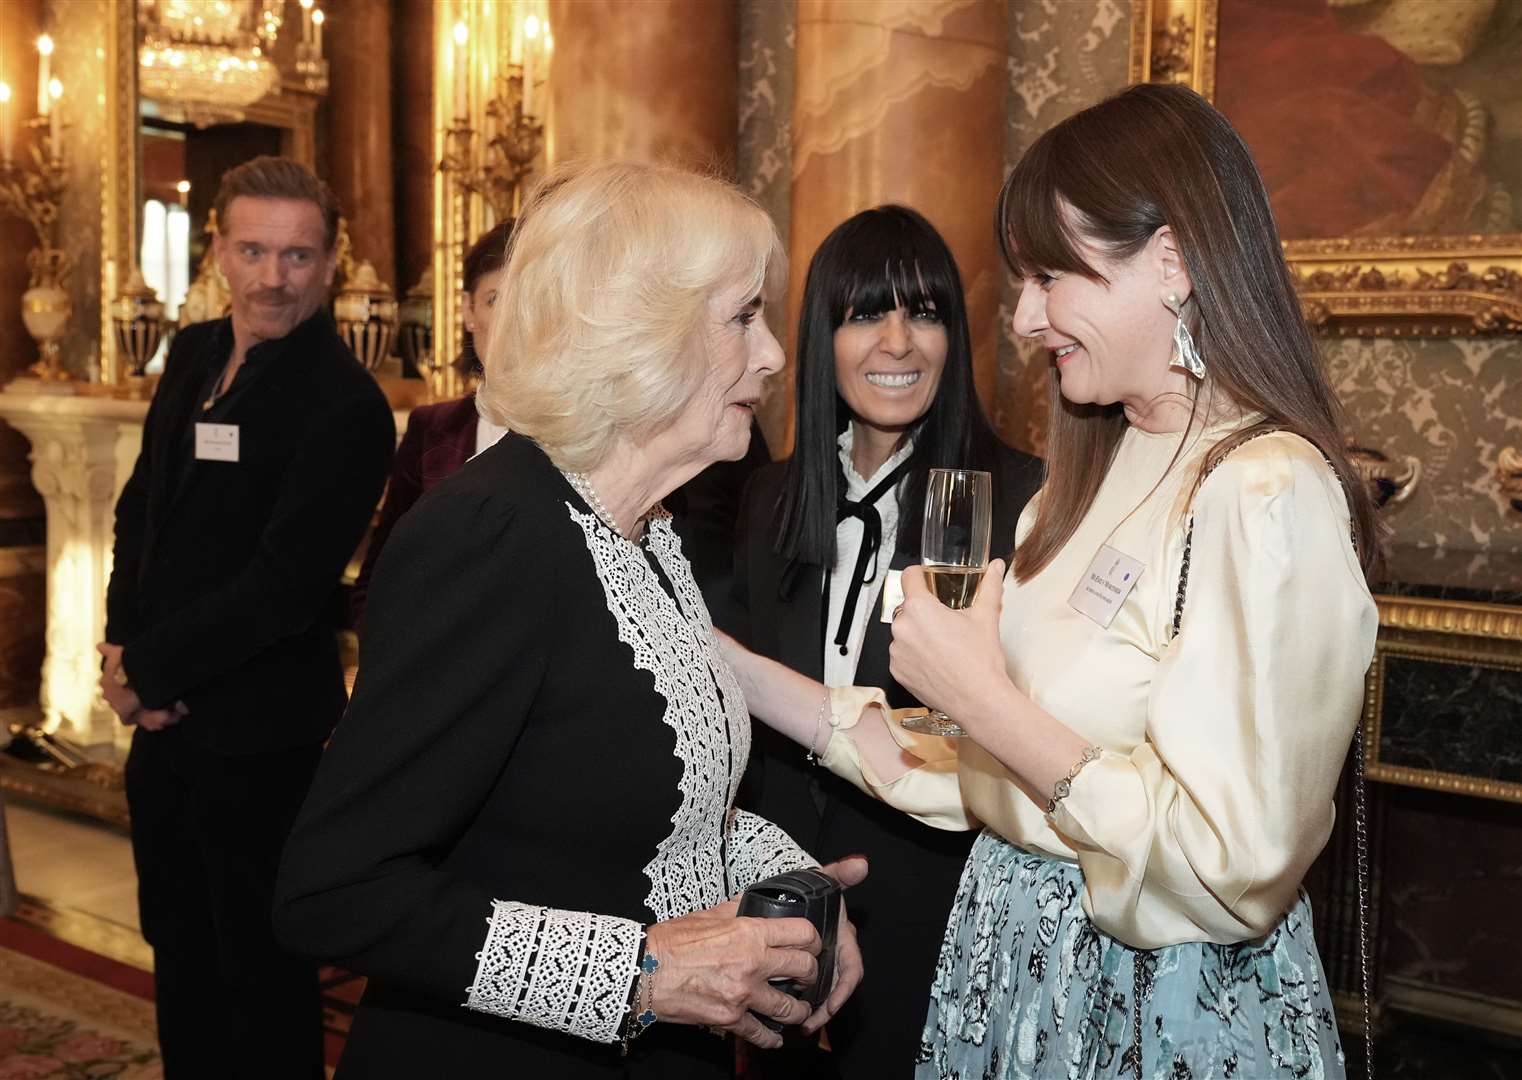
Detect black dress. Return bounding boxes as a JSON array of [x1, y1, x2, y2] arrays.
[[275, 433, 816, 1078], [727, 443, 1042, 1079]]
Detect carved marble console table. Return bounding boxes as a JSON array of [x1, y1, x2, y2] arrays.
[[0, 382, 418, 760], [0, 388, 149, 752]]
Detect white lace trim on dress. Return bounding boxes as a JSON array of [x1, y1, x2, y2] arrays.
[[725, 808, 819, 893], [464, 900, 643, 1043]]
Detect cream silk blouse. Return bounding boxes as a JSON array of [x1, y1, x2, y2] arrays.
[[821, 420, 1378, 950]]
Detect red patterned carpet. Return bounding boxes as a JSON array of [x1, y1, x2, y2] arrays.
[[0, 919, 159, 1079]]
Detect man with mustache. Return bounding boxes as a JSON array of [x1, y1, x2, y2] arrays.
[[98, 156, 394, 1079]]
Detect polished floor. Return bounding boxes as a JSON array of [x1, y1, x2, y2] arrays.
[[2, 795, 151, 970]]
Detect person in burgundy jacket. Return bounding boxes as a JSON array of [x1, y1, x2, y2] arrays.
[[351, 221, 770, 631]]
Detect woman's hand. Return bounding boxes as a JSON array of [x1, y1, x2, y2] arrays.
[[800, 855, 868, 1036], [644, 901, 822, 1049], [889, 559, 1011, 739]]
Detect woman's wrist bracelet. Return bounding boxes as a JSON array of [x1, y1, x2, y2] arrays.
[[619, 930, 659, 1055], [1045, 745, 1102, 815], [804, 691, 829, 764]]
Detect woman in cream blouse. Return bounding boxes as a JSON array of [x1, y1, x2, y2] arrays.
[[722, 83, 1382, 1078]]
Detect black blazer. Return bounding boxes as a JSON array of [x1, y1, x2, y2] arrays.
[[727, 441, 1041, 1078], [106, 313, 395, 755], [666, 418, 771, 634]]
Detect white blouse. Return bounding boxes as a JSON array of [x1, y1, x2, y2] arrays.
[[821, 420, 1378, 950], [824, 429, 915, 687]]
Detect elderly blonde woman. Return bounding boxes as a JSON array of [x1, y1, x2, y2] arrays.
[[274, 162, 866, 1079]]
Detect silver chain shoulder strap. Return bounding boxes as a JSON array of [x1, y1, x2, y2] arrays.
[[1154, 429, 1375, 1080]]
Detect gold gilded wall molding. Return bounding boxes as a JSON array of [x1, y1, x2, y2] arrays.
[[1131, 0, 1216, 94], [1128, 0, 1522, 336], [1291, 237, 1522, 337], [100, 0, 139, 386], [1375, 595, 1522, 642]]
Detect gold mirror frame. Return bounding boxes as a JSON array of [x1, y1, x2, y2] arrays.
[[1130, 0, 1522, 336], [101, 0, 138, 385], [99, 1, 323, 384]]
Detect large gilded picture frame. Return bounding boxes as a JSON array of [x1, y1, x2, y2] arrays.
[[1129, 0, 1522, 336]]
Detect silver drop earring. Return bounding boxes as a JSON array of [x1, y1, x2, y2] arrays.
[[1165, 292, 1205, 379]]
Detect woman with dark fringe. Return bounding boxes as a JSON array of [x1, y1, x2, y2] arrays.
[[726, 205, 1041, 1079]]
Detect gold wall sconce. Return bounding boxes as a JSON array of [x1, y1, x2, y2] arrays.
[[432, 1, 550, 403], [1347, 443, 1422, 510], [0, 35, 74, 384]]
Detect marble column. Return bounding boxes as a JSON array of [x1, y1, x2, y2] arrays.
[[546, 0, 737, 170], [0, 0, 46, 518], [392, 0, 435, 298], [785, 0, 1007, 452], [326, 0, 396, 287], [0, 390, 147, 751]]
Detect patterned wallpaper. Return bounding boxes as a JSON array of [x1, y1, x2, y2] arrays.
[[735, 0, 1521, 559], [996, 0, 1133, 456], [1330, 336, 1522, 560], [737, 0, 796, 451]]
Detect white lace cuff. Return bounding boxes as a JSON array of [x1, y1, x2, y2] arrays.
[[725, 808, 818, 893], [464, 900, 644, 1044]]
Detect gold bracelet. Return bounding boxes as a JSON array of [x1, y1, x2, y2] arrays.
[[1045, 745, 1102, 815], [804, 691, 830, 764]]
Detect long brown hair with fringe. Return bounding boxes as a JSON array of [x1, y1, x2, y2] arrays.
[[1000, 83, 1382, 583]]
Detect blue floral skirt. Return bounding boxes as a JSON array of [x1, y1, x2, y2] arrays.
[[918, 830, 1346, 1079]]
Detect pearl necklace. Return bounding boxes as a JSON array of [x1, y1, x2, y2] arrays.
[[564, 471, 631, 539]]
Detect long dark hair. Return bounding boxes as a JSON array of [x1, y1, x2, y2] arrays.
[[998, 82, 1382, 582], [773, 205, 1003, 570], [457, 218, 515, 376]]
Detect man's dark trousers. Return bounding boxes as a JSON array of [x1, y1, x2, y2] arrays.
[[126, 724, 325, 1079]]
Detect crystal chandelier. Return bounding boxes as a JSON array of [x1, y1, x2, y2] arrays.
[[138, 0, 283, 127]]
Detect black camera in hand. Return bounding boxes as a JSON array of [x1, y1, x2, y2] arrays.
[[737, 868, 842, 1031]]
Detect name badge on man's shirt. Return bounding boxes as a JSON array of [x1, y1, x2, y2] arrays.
[[1068, 544, 1144, 628], [879, 569, 904, 623], [194, 422, 239, 462]]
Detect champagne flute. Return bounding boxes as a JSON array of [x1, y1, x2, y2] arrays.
[[900, 468, 992, 738]]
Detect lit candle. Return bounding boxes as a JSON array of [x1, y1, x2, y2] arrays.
[[312, 8, 324, 55], [36, 34, 53, 118], [452, 21, 468, 120], [523, 15, 539, 118], [300, 0, 313, 45], [47, 77, 61, 148], [0, 82, 12, 164]]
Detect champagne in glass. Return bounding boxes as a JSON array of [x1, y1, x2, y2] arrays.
[[900, 468, 992, 738]]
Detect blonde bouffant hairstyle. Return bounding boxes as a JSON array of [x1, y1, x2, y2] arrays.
[[476, 161, 785, 473]]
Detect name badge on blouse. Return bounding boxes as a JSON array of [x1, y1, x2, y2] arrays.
[[1068, 545, 1143, 628], [194, 422, 239, 462], [879, 569, 904, 623]]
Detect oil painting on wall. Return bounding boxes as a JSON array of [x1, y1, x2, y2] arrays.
[[1214, 0, 1520, 242]]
